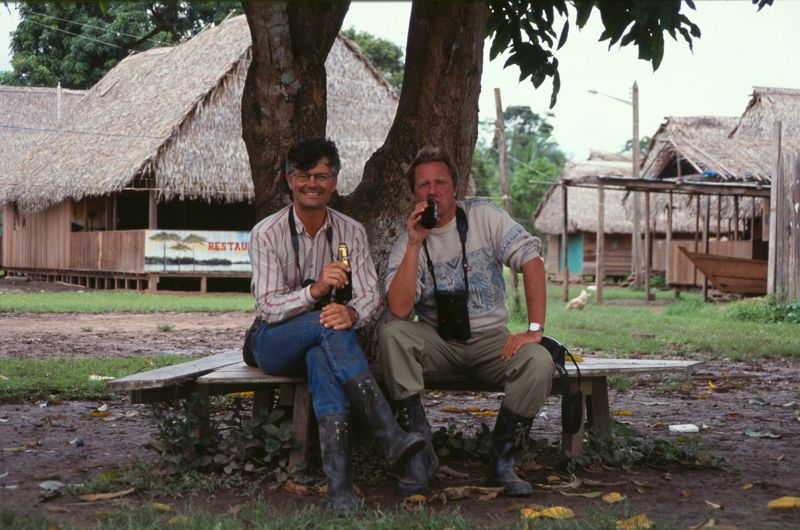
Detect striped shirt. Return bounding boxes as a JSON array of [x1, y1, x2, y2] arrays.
[[249, 205, 380, 327]]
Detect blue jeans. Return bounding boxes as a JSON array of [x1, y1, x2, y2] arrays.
[[252, 311, 369, 418]]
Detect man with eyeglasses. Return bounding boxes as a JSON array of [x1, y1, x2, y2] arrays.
[[248, 138, 424, 515]]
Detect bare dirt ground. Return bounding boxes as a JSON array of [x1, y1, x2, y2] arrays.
[[1, 280, 799, 528]]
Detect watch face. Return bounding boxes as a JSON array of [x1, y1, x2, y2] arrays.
[[528, 323, 542, 332]]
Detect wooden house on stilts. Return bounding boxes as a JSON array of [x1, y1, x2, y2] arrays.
[[0, 15, 398, 291]]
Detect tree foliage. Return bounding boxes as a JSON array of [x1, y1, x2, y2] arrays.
[[471, 107, 564, 234], [341, 27, 404, 93], [0, 1, 242, 89]]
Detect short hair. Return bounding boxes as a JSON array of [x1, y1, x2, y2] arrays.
[[285, 137, 341, 176], [405, 145, 459, 192]]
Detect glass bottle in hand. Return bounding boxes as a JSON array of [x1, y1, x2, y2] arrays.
[[334, 243, 352, 304]]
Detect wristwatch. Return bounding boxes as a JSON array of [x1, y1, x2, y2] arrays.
[[528, 322, 543, 333]]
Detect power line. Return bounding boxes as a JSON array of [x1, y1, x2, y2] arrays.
[[25, 18, 135, 53], [26, 9, 169, 48]]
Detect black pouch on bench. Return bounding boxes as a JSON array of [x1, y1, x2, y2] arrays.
[[540, 336, 583, 434], [242, 317, 261, 367], [434, 289, 471, 341]]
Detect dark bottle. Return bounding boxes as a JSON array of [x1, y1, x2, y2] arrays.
[[334, 243, 353, 304], [420, 198, 438, 229]]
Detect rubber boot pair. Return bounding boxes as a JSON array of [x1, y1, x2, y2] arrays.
[[486, 406, 534, 496], [343, 371, 426, 468], [394, 394, 439, 496]]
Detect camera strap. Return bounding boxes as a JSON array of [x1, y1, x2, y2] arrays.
[[423, 206, 469, 293], [287, 207, 334, 283]]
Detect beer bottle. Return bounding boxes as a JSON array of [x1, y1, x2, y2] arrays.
[[334, 243, 353, 304]]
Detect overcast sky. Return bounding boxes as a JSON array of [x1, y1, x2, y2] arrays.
[[3, 1, 799, 161]]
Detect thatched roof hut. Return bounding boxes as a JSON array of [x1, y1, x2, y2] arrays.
[[1, 15, 398, 214], [730, 86, 800, 139], [534, 153, 698, 236], [0, 85, 85, 180]]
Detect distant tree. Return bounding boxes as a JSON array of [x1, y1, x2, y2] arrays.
[[0, 1, 242, 89], [622, 135, 652, 155], [470, 106, 565, 232], [341, 27, 404, 93]]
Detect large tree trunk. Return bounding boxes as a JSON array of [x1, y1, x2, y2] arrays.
[[242, 2, 349, 219], [344, 2, 488, 346]]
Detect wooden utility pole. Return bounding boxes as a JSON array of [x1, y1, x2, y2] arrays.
[[494, 88, 520, 311], [768, 121, 781, 296], [631, 81, 643, 289]]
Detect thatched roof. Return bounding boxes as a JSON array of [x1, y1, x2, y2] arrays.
[[0, 85, 84, 179], [730, 86, 800, 139], [1, 15, 398, 213], [534, 153, 697, 235]]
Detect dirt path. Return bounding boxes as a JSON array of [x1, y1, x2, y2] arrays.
[[0, 284, 798, 527]]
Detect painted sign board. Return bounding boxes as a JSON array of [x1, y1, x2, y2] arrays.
[[144, 230, 251, 272]]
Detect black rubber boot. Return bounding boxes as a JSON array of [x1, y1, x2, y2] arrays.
[[318, 414, 361, 516], [343, 372, 426, 468], [486, 406, 534, 496], [395, 394, 439, 496]]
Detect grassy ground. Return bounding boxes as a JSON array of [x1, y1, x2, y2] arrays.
[[507, 285, 800, 360], [0, 356, 190, 401], [0, 291, 253, 313]]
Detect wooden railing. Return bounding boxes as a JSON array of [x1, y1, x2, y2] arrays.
[[70, 230, 146, 273]]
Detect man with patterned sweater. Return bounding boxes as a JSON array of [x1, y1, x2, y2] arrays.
[[248, 138, 424, 514], [380, 145, 554, 497]]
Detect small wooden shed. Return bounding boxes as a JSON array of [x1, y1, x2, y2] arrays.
[[0, 15, 398, 291]]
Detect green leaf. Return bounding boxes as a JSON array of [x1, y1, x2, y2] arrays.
[[557, 20, 569, 50]]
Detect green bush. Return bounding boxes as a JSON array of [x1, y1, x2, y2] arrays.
[[729, 297, 800, 324]]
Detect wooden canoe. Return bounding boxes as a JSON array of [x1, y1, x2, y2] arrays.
[[678, 247, 767, 295]]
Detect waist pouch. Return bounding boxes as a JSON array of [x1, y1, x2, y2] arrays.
[[539, 336, 583, 434], [242, 317, 261, 367]]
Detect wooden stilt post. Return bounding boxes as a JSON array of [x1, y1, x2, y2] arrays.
[[596, 182, 605, 304], [644, 191, 651, 301], [703, 196, 710, 301], [562, 184, 570, 302]]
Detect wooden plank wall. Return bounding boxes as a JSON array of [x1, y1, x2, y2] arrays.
[[1, 202, 71, 269], [583, 234, 631, 277], [667, 240, 754, 286], [70, 230, 146, 272]]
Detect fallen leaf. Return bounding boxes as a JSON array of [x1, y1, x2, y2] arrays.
[[151, 503, 171, 512], [748, 397, 768, 406], [663, 473, 673, 481], [3, 440, 40, 452], [96, 404, 109, 412], [616, 513, 653, 529], [227, 391, 254, 397], [705, 500, 722, 509], [613, 410, 634, 416], [781, 401, 796, 407], [88, 411, 111, 418], [744, 430, 781, 439], [88, 375, 114, 381], [631, 480, 651, 489], [541, 506, 575, 519], [437, 465, 469, 479], [583, 479, 627, 487], [681, 490, 691, 497], [78, 488, 135, 501], [168, 515, 189, 524], [45, 506, 71, 513], [687, 518, 717, 529], [282, 480, 311, 496], [767, 496, 800, 510], [405, 494, 426, 503], [603, 491, 625, 504], [776, 454, 785, 461], [708, 380, 716, 390], [740, 482, 753, 490], [228, 503, 247, 515], [559, 490, 604, 498], [546, 474, 562, 483]]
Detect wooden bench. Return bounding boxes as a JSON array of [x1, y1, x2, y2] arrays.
[[109, 355, 703, 468]]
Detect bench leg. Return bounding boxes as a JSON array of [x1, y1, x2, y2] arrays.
[[288, 383, 312, 469], [253, 385, 276, 418], [197, 382, 211, 439], [586, 377, 610, 433]]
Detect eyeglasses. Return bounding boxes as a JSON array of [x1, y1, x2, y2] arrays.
[[293, 172, 335, 184]]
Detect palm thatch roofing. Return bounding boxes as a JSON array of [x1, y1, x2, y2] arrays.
[[642, 88, 800, 184], [0, 15, 398, 214], [534, 153, 697, 235], [0, 85, 85, 180]]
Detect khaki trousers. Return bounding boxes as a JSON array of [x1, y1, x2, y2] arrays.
[[378, 320, 554, 418]]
